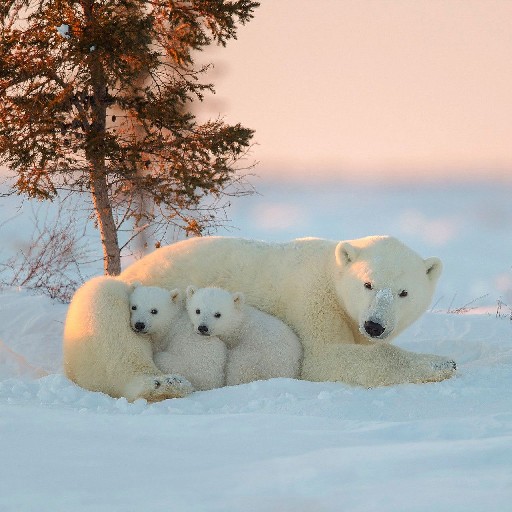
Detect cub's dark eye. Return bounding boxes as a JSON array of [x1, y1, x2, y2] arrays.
[[364, 282, 373, 290], [214, 312, 221, 318], [399, 290, 408, 298], [195, 309, 201, 315], [131, 305, 137, 311], [151, 309, 158, 315]]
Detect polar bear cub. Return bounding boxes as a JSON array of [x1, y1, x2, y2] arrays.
[[186, 286, 303, 386], [129, 284, 227, 391]]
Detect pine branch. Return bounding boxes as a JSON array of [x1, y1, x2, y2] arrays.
[[0, 0, 259, 275]]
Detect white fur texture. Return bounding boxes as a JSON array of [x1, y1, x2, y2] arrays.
[[63, 236, 456, 401], [130, 285, 227, 391], [186, 286, 303, 386], [63, 276, 193, 402]]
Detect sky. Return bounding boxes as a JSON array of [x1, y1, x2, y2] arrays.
[[198, 0, 512, 182]]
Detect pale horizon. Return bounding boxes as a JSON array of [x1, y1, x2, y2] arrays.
[[197, 0, 512, 182]]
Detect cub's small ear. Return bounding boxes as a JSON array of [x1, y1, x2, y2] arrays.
[[335, 241, 359, 267], [233, 292, 245, 309], [170, 288, 181, 304], [425, 257, 443, 282], [129, 281, 142, 292], [186, 285, 197, 300]]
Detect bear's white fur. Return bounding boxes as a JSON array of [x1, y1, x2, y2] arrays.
[[186, 286, 302, 386], [129, 285, 227, 391], [63, 236, 456, 401], [63, 276, 193, 402]]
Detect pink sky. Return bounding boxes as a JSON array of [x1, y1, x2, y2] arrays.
[[199, 0, 512, 182]]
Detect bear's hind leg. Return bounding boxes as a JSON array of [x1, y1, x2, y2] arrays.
[[64, 275, 194, 402], [124, 374, 193, 402]]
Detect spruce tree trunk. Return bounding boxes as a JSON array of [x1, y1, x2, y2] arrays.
[[89, 170, 121, 275], [85, 0, 121, 275], [86, 90, 121, 275]]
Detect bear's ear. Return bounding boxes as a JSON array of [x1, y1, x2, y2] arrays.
[[170, 288, 181, 304], [425, 257, 442, 282], [335, 241, 359, 267], [233, 292, 245, 309], [129, 281, 142, 293], [186, 285, 197, 300]]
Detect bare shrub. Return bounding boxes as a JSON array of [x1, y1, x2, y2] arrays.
[[496, 299, 512, 321], [445, 294, 489, 314], [0, 203, 91, 302]]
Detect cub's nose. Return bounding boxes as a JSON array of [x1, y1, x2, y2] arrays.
[[134, 321, 146, 332], [364, 321, 385, 338], [198, 324, 209, 335]]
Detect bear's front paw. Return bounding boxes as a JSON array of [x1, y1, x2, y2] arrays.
[[414, 354, 456, 383]]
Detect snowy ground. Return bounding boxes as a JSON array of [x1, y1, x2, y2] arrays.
[[1, 179, 511, 511]]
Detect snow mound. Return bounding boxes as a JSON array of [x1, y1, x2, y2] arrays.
[[0, 289, 511, 421], [0, 288, 66, 373], [0, 339, 46, 380], [1, 288, 511, 512]]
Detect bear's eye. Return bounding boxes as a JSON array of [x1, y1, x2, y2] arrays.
[[364, 282, 373, 290], [195, 309, 201, 315], [214, 312, 222, 318], [399, 290, 408, 298], [151, 309, 158, 315], [131, 305, 137, 311]]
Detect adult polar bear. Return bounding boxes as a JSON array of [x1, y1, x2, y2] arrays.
[[63, 235, 456, 401]]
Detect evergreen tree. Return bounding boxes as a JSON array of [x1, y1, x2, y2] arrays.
[[0, 0, 258, 275]]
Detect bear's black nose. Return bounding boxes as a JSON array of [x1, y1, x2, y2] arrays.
[[198, 324, 209, 335], [364, 321, 385, 338], [134, 321, 146, 332]]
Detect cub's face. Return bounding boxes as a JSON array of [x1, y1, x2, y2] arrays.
[[334, 237, 442, 341], [186, 286, 243, 337], [129, 285, 180, 335]]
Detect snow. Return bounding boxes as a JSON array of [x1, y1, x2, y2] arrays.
[[1, 181, 512, 510]]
